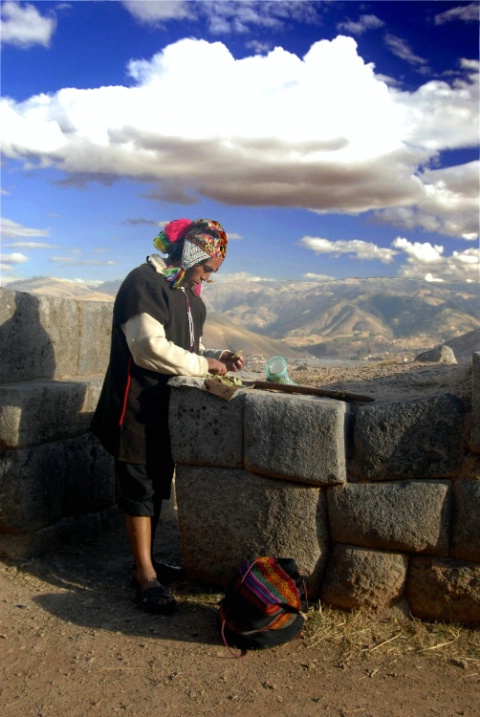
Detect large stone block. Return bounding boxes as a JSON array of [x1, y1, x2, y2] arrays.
[[0, 435, 115, 534], [0, 378, 104, 449], [63, 433, 115, 516], [77, 301, 112, 375], [350, 393, 465, 481], [0, 290, 113, 383], [451, 479, 480, 563], [407, 556, 480, 625], [175, 465, 329, 597], [0, 442, 66, 532], [327, 480, 451, 555], [0, 290, 79, 382], [169, 385, 245, 468], [244, 391, 349, 485], [320, 544, 408, 610], [0, 506, 121, 560]]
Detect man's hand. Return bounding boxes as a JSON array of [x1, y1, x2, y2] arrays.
[[221, 350, 245, 372], [207, 357, 228, 376]]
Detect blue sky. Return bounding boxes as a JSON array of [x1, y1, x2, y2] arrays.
[[1, 0, 479, 286]]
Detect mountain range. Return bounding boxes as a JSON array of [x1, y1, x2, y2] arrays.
[[3, 275, 480, 363]]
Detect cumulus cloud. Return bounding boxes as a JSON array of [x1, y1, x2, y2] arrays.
[[393, 237, 479, 281], [0, 0, 56, 48], [0, 36, 478, 238], [297, 236, 398, 264], [0, 251, 29, 264], [299, 233, 480, 282], [392, 63, 480, 151], [375, 161, 480, 240]]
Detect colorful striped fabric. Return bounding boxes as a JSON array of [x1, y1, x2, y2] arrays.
[[219, 556, 307, 652]]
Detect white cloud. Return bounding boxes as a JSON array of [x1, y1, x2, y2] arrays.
[[49, 257, 117, 266], [392, 237, 444, 263], [337, 14, 384, 35], [214, 271, 271, 283], [392, 65, 480, 151], [435, 2, 479, 25], [0, 0, 56, 48], [0, 35, 477, 236], [302, 272, 336, 281], [5, 241, 58, 249], [384, 34, 428, 69], [121, 0, 320, 34], [1, 217, 50, 238], [121, 0, 193, 24], [393, 237, 480, 281], [375, 161, 480, 240], [298, 236, 398, 264], [0, 251, 29, 264]]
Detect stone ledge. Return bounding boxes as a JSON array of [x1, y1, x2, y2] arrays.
[[169, 383, 245, 468], [350, 393, 465, 480], [244, 390, 349, 485], [0, 377, 104, 449]]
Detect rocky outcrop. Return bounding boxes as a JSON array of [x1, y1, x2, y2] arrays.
[[414, 344, 457, 364]]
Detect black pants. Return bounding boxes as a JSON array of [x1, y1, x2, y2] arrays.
[[115, 455, 175, 517]]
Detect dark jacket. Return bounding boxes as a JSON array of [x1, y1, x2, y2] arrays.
[[91, 260, 206, 464]]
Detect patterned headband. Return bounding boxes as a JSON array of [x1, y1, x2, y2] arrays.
[[153, 218, 228, 290], [153, 218, 228, 260]]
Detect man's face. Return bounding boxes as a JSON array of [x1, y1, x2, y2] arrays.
[[185, 256, 224, 288]]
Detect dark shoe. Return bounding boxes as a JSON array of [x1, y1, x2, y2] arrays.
[[130, 559, 186, 587], [135, 584, 177, 615]]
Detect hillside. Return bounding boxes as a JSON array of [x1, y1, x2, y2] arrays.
[[202, 277, 480, 360], [3, 275, 479, 362]]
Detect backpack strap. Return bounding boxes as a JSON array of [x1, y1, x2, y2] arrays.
[[220, 558, 262, 658]]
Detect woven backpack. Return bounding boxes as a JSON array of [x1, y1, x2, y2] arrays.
[[218, 556, 308, 654]]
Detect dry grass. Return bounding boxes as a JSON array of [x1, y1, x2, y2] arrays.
[[303, 603, 480, 671], [182, 585, 479, 674]]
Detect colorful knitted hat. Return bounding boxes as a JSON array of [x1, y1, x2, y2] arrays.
[[153, 218, 228, 289]]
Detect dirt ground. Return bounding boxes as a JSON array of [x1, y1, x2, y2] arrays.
[[1, 360, 479, 717]]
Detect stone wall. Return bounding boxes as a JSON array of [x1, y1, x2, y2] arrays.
[[168, 367, 480, 626], [0, 289, 117, 557], [1, 289, 479, 624]]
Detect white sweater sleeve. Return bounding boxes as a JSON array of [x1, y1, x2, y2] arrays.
[[122, 313, 211, 377]]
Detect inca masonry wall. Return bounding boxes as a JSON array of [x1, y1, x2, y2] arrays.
[[1, 289, 479, 625]]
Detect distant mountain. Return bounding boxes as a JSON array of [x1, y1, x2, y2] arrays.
[[2, 276, 115, 302], [203, 277, 480, 360], [1, 276, 301, 366], [3, 275, 479, 361], [201, 312, 304, 363]]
